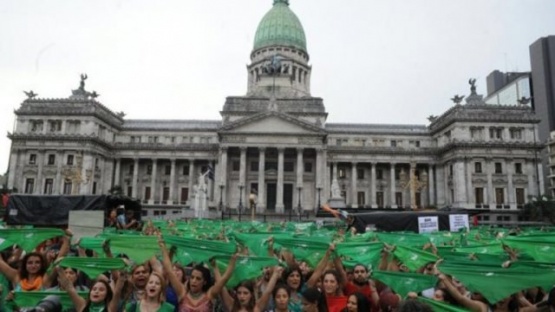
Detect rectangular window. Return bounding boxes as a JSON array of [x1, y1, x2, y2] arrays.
[[495, 162, 502, 174], [475, 187, 484, 205], [147, 165, 152, 175], [515, 163, 523, 174], [415, 141, 420, 147], [357, 168, 365, 180], [516, 188, 525, 205], [250, 161, 259, 172], [144, 187, 151, 201], [183, 165, 190, 176], [510, 128, 522, 140], [304, 162, 312, 173], [47, 154, 55, 165], [338, 168, 346, 179], [92, 182, 97, 195], [377, 169, 383, 180], [390, 140, 397, 147], [24, 178, 34, 194], [449, 165, 453, 176], [67, 155, 74, 165], [395, 192, 403, 207], [165, 165, 171, 175], [474, 162, 482, 173], [163, 187, 170, 202], [29, 154, 37, 165], [232, 161, 240, 171], [44, 179, 53, 194], [495, 188, 504, 204], [284, 162, 294, 172], [181, 188, 189, 203], [357, 192, 366, 206], [395, 168, 401, 180], [376, 192, 384, 207], [63, 181, 72, 195]]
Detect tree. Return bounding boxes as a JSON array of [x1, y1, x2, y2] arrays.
[[522, 195, 555, 224]]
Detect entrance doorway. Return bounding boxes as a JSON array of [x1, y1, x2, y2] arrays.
[[267, 183, 276, 210], [284, 183, 293, 210]]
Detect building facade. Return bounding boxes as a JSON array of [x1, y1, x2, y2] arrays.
[[6, 0, 543, 221]]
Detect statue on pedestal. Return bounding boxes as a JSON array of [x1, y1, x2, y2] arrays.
[[192, 173, 208, 218], [328, 178, 346, 209]]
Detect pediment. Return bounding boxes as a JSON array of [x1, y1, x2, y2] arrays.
[[221, 112, 324, 135]]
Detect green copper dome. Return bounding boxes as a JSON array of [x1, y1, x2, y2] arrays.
[[253, 0, 307, 52]]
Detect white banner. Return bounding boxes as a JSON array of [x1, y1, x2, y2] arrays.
[[449, 214, 469, 232], [418, 216, 439, 233], [68, 211, 105, 242]]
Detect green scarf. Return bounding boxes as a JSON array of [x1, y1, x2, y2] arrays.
[[273, 236, 330, 267], [213, 255, 279, 287], [14, 290, 88, 310], [502, 235, 555, 263], [164, 236, 236, 265], [377, 232, 431, 248], [103, 235, 160, 264], [56, 257, 127, 279], [78, 237, 106, 257], [392, 245, 438, 272], [335, 241, 383, 268], [418, 296, 471, 312], [372, 270, 437, 297], [0, 228, 64, 252]]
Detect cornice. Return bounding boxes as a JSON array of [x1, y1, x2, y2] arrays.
[[219, 110, 326, 134], [8, 132, 113, 150], [112, 143, 219, 152]]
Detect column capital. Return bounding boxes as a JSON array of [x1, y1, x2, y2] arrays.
[[258, 147, 266, 153], [277, 147, 285, 153], [151, 158, 158, 162], [170, 158, 176, 163], [239, 146, 247, 152], [351, 161, 358, 165], [220, 147, 228, 152], [296, 147, 304, 153]]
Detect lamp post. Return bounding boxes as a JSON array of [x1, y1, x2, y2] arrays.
[[316, 186, 322, 211], [297, 186, 302, 215], [219, 184, 224, 211], [238, 184, 244, 212]]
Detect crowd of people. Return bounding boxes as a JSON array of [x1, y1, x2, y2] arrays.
[[0, 210, 554, 312]]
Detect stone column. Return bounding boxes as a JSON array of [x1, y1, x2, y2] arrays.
[[208, 160, 215, 202], [169, 158, 176, 204], [453, 159, 467, 207], [257, 148, 266, 212], [428, 165, 435, 206], [370, 162, 377, 208], [486, 159, 494, 206], [149, 158, 157, 204], [276, 148, 285, 212], [527, 160, 537, 198], [315, 148, 322, 207], [132, 158, 139, 198], [466, 159, 473, 207], [332, 162, 338, 181], [296, 148, 304, 210], [436, 165, 445, 206], [390, 163, 397, 208], [506, 159, 513, 208], [55, 151, 63, 194], [239, 147, 247, 208], [114, 158, 121, 187], [7, 150, 19, 190], [409, 162, 416, 208], [188, 160, 195, 205], [351, 162, 358, 208], [35, 151, 44, 194], [322, 149, 329, 203]]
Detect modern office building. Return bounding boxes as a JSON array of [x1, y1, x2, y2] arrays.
[[6, 0, 543, 222]]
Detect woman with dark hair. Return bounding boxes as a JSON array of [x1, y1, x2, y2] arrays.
[[301, 287, 328, 312], [217, 266, 282, 312], [0, 252, 49, 291], [281, 266, 304, 312], [57, 267, 118, 312], [343, 292, 370, 312], [159, 238, 237, 312]]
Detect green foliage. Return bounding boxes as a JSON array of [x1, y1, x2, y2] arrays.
[[522, 195, 555, 224]]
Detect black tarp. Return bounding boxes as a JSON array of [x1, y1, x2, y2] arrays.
[[350, 209, 476, 232], [5, 195, 141, 226]]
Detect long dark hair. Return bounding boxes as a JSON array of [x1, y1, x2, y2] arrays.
[[282, 266, 304, 291], [346, 292, 371, 312], [19, 252, 47, 280], [231, 280, 256, 312], [188, 264, 213, 292], [82, 279, 113, 312]]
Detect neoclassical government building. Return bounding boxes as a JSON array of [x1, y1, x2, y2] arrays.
[[6, 0, 543, 221]]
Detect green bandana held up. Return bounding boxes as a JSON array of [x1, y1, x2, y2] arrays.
[[392, 245, 439, 272], [438, 261, 555, 303], [56, 257, 127, 279], [372, 271, 438, 298], [103, 235, 160, 264], [502, 234, 555, 263], [418, 296, 471, 312], [164, 236, 236, 265], [231, 232, 274, 257], [0, 228, 64, 252], [273, 236, 330, 267], [78, 237, 107, 257], [14, 291, 89, 310], [335, 241, 383, 268], [376, 232, 431, 248], [213, 255, 280, 287]]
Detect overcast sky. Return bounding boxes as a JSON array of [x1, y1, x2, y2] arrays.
[[1, 0, 554, 174]]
